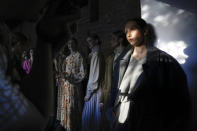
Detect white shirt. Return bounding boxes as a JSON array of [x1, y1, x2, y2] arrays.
[[86, 45, 100, 97], [118, 55, 146, 123]]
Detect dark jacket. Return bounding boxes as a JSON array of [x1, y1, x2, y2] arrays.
[[112, 45, 190, 131]]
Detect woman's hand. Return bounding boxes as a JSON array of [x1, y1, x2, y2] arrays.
[[84, 95, 91, 102], [99, 103, 104, 112]]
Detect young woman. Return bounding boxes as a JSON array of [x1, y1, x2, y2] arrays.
[[99, 30, 129, 130], [57, 37, 85, 131], [82, 34, 104, 131], [110, 18, 190, 131]]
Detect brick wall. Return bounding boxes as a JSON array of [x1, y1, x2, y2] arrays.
[[74, 0, 141, 57]]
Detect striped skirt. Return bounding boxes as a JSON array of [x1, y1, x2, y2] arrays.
[[82, 88, 101, 131]]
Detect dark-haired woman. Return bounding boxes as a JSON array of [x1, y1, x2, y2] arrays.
[[99, 30, 129, 130], [111, 18, 190, 131], [82, 34, 104, 131], [57, 38, 85, 131]]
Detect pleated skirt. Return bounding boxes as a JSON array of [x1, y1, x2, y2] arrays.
[[82, 88, 101, 131]]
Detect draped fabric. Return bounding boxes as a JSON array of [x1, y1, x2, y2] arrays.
[[82, 88, 101, 131], [111, 46, 190, 131], [82, 45, 102, 131]]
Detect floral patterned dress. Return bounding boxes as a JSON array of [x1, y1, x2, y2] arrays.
[[57, 52, 85, 131], [56, 54, 66, 121]]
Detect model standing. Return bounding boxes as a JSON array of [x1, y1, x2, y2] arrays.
[[57, 38, 85, 131]]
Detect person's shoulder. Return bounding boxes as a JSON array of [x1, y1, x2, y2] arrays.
[[147, 47, 187, 77], [75, 51, 80, 57], [105, 53, 114, 61], [147, 46, 179, 65], [75, 52, 84, 60], [122, 45, 133, 54], [116, 45, 133, 61], [92, 51, 99, 57]]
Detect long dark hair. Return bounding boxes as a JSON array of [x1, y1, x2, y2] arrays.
[[68, 37, 78, 52], [146, 23, 157, 47], [126, 18, 147, 32]]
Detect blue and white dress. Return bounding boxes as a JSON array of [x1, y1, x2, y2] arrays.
[[82, 45, 101, 131]]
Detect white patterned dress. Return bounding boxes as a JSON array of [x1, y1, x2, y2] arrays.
[[57, 52, 85, 131]]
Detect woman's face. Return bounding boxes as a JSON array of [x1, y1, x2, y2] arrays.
[[29, 49, 33, 56], [86, 37, 96, 49], [111, 35, 119, 48], [22, 51, 27, 60], [125, 21, 144, 47], [59, 46, 65, 55], [67, 40, 73, 51]]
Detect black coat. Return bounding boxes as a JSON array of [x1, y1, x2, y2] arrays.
[[112, 46, 190, 131]]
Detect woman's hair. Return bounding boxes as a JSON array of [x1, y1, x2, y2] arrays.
[[125, 18, 156, 46], [87, 33, 101, 45], [112, 30, 129, 47], [68, 37, 78, 52], [126, 17, 147, 32], [146, 23, 157, 47]]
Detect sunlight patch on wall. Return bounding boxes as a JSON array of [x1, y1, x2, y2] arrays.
[[156, 40, 188, 64], [153, 14, 170, 26], [140, 0, 197, 64]]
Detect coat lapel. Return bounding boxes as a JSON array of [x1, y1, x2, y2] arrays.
[[113, 45, 133, 90], [113, 47, 133, 106], [117, 50, 132, 88]]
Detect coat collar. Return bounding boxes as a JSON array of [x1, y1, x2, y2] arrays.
[[118, 46, 161, 64], [114, 46, 160, 103], [114, 45, 133, 63]]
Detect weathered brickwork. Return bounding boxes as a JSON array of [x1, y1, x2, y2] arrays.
[[75, 0, 141, 57]]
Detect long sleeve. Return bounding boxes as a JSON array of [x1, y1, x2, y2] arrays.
[[73, 53, 86, 83], [100, 54, 114, 104], [86, 52, 100, 98], [61, 57, 68, 81]]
